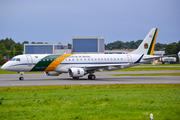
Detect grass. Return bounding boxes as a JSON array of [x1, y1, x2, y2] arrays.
[[110, 73, 180, 76], [0, 84, 180, 120], [115, 67, 180, 71], [138, 64, 180, 66]]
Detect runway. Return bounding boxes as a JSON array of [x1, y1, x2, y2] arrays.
[[0, 71, 180, 87]]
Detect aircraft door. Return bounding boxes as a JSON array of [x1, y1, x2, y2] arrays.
[[26, 55, 33, 67], [127, 55, 132, 64]]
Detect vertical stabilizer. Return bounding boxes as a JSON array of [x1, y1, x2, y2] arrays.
[[129, 28, 158, 55]]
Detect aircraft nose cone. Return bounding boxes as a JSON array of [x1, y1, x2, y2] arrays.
[[1, 63, 9, 71]]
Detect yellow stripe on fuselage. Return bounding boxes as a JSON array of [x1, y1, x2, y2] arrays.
[[150, 28, 158, 55], [44, 54, 73, 71]]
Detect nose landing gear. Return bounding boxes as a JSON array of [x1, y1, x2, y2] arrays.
[[19, 72, 24, 80]]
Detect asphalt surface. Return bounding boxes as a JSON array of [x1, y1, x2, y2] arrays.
[[0, 71, 180, 87]]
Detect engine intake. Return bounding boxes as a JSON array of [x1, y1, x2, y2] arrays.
[[68, 68, 85, 77], [44, 71, 61, 76]]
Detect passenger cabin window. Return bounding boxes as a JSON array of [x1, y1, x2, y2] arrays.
[[16, 58, 20, 61]]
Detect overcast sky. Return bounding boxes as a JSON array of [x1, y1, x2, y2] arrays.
[[0, 0, 179, 44]]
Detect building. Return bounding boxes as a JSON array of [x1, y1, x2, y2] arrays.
[[72, 37, 104, 54], [24, 44, 71, 54], [153, 51, 165, 56]]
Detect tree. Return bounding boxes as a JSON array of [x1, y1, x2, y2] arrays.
[[0, 43, 8, 56], [10, 45, 15, 58], [136, 40, 143, 46], [154, 43, 167, 51], [165, 44, 177, 55], [175, 41, 180, 53], [22, 41, 29, 47], [15, 42, 23, 55], [68, 43, 71, 49], [0, 38, 15, 50], [37, 42, 43, 44], [0, 53, 5, 65]]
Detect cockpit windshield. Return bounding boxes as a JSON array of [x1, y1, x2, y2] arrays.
[[16, 58, 20, 61], [10, 58, 16, 61], [10, 58, 21, 61]]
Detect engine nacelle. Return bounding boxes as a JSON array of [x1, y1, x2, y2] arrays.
[[68, 68, 85, 77], [44, 71, 61, 76]]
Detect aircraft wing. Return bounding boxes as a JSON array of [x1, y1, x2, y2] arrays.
[[68, 63, 131, 71]]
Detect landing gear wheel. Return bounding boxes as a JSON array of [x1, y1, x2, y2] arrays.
[[19, 72, 24, 81], [19, 77, 24, 80], [88, 75, 96, 80], [73, 77, 79, 79], [91, 75, 96, 80], [88, 75, 92, 80]]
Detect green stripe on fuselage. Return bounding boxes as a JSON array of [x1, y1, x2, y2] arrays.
[[31, 55, 61, 71]]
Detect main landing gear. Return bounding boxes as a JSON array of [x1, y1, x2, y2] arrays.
[[19, 72, 24, 80], [88, 74, 96, 80]]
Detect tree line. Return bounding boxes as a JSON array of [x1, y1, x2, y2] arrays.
[[105, 40, 180, 54], [0, 38, 180, 65]]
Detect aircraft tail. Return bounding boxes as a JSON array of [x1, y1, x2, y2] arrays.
[[129, 28, 158, 55]]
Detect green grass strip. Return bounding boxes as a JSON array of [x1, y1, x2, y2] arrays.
[[110, 73, 180, 76], [0, 84, 180, 120], [0, 84, 180, 92], [115, 67, 180, 71], [138, 64, 180, 66]]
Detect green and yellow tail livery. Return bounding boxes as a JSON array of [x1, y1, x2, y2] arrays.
[[129, 28, 158, 55]]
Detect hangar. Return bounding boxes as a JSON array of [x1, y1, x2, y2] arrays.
[[24, 44, 71, 54], [72, 37, 105, 54], [24, 37, 105, 54]]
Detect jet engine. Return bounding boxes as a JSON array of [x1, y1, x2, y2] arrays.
[[68, 68, 85, 77], [44, 71, 61, 76]]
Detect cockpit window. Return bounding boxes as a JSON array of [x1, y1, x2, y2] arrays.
[[10, 58, 21, 61], [16, 58, 20, 61], [10, 58, 16, 61]]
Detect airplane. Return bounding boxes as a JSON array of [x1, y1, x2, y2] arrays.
[[1, 28, 160, 80]]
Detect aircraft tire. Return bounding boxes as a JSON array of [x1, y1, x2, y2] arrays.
[[91, 75, 96, 80], [73, 77, 79, 79], [88, 75, 92, 80], [88, 75, 96, 80], [19, 77, 24, 81]]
